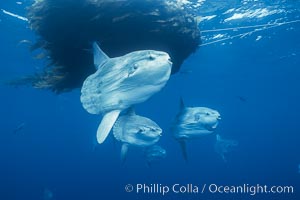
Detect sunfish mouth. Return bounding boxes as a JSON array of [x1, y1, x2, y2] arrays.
[[205, 122, 219, 131], [212, 123, 218, 129], [206, 126, 216, 131]]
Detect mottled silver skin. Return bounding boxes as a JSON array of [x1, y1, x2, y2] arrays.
[[173, 106, 221, 140], [172, 100, 221, 161], [80, 43, 172, 144], [81, 50, 172, 114], [214, 134, 238, 162], [113, 113, 162, 147]]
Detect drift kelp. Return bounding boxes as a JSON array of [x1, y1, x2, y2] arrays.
[[10, 0, 200, 93]]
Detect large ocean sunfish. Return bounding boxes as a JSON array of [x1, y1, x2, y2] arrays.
[[80, 42, 172, 144]]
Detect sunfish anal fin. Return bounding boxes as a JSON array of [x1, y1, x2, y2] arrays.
[[121, 143, 129, 164], [179, 97, 186, 115], [179, 139, 188, 162], [221, 154, 227, 163], [93, 42, 109, 69], [179, 97, 185, 110], [125, 107, 135, 116], [97, 110, 121, 144], [146, 161, 152, 168]]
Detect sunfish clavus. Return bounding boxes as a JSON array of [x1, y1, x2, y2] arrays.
[[80, 42, 172, 144]]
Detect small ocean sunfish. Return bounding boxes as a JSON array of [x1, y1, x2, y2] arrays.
[[113, 109, 162, 162], [144, 145, 167, 166], [43, 188, 54, 200], [172, 98, 221, 161], [214, 134, 238, 162], [81, 42, 172, 144]]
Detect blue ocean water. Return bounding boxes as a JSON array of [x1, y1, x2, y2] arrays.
[[0, 0, 299, 200]]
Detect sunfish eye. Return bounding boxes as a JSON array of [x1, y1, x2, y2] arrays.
[[149, 54, 155, 60], [128, 63, 139, 76], [133, 63, 138, 70], [137, 127, 145, 134], [137, 129, 143, 134], [206, 112, 210, 116], [150, 127, 156, 131]]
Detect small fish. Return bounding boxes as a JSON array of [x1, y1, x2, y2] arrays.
[[112, 14, 131, 22], [144, 145, 167, 167], [172, 98, 221, 161], [30, 40, 47, 52], [113, 108, 162, 163], [214, 134, 238, 162], [13, 122, 26, 134], [236, 95, 247, 102], [81, 42, 172, 144], [33, 52, 47, 60], [179, 69, 192, 75], [18, 39, 32, 46]]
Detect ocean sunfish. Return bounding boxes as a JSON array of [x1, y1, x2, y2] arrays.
[[81, 42, 172, 144], [144, 145, 167, 167], [172, 98, 221, 161], [214, 134, 238, 162], [113, 109, 162, 162], [13, 122, 26, 134], [43, 188, 54, 200]]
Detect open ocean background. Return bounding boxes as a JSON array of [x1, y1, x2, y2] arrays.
[[0, 0, 299, 199]]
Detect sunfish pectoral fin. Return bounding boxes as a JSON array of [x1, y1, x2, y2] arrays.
[[121, 143, 129, 164], [221, 154, 227, 163], [96, 110, 121, 144], [146, 161, 152, 168], [92, 137, 98, 152], [93, 42, 109, 69], [178, 139, 188, 162]]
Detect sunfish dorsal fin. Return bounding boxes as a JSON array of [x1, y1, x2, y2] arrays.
[[216, 134, 221, 141], [121, 143, 129, 164], [96, 110, 121, 144], [93, 42, 109, 69]]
